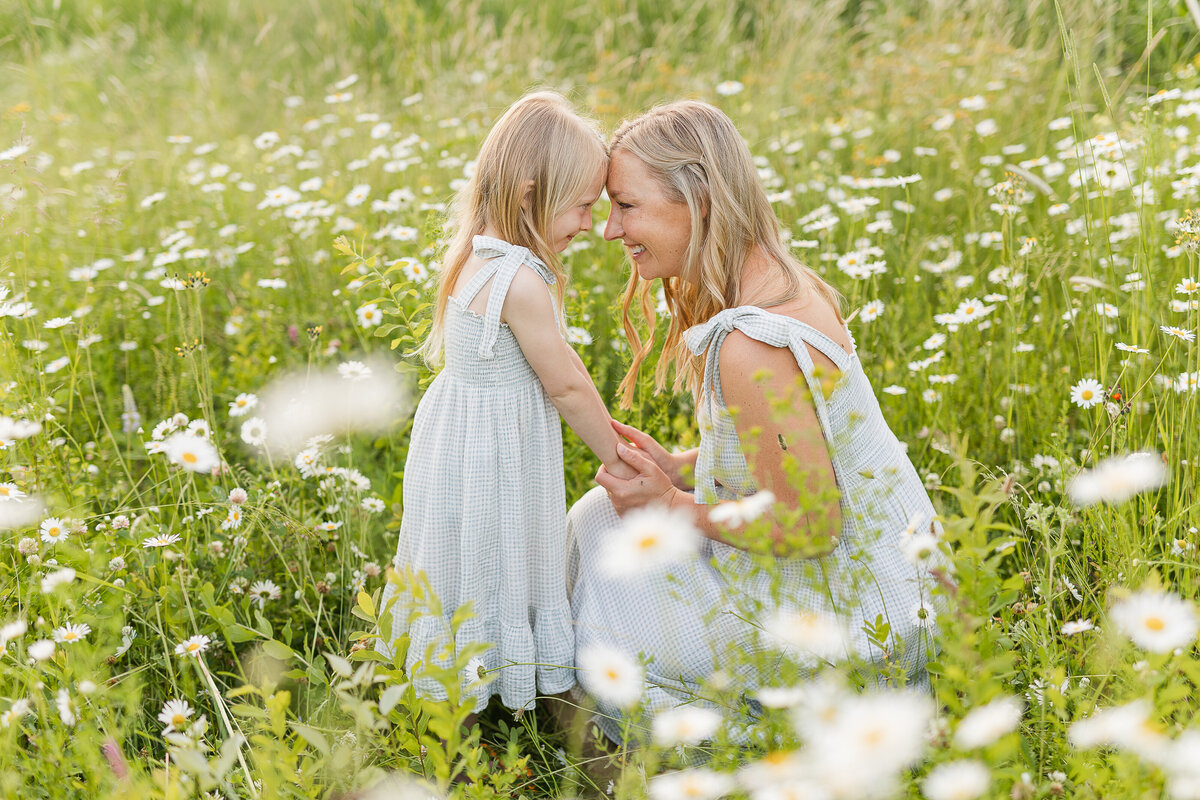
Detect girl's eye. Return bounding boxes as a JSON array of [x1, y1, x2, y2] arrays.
[[617, 202, 632, 210]]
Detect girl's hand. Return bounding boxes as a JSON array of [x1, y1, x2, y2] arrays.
[[610, 420, 688, 489], [595, 442, 677, 516]]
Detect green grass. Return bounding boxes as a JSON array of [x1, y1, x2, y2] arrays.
[[3, 0, 1200, 797]]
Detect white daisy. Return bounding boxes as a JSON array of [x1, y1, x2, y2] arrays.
[[1069, 378, 1105, 409], [1067, 451, 1168, 507], [922, 760, 991, 800], [39, 517, 70, 545], [158, 698, 195, 732], [953, 696, 1023, 749], [1109, 589, 1197, 653], [53, 622, 91, 644], [578, 644, 643, 709], [708, 490, 775, 528], [600, 505, 699, 577], [175, 634, 212, 658], [651, 705, 723, 747], [164, 433, 220, 474]]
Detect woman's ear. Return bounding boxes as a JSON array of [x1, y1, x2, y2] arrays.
[[519, 179, 535, 211]]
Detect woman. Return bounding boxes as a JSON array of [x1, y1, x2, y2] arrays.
[[567, 100, 939, 742]]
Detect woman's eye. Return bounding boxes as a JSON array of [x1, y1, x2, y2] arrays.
[[617, 202, 632, 210]]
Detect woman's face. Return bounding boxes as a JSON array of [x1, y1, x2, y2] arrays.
[[603, 150, 693, 282]]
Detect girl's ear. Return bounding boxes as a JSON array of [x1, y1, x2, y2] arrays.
[[519, 179, 535, 211]]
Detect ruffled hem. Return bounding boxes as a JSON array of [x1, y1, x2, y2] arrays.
[[403, 606, 576, 712]]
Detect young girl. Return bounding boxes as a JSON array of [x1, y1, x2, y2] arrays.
[[378, 92, 635, 714]]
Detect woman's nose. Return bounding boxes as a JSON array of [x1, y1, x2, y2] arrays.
[[603, 211, 621, 240]]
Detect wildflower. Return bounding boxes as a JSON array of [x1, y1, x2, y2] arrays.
[[143, 532, 182, 548], [858, 299, 885, 322], [1067, 451, 1168, 506], [228, 393, 258, 417], [1109, 589, 1198, 653], [241, 417, 268, 447], [1062, 619, 1095, 636], [1162, 325, 1196, 342], [229, 487, 248, 505], [164, 433, 219, 474], [39, 517, 70, 545], [1069, 378, 1105, 409], [338, 361, 372, 381], [954, 298, 992, 324], [1177, 277, 1199, 294], [708, 490, 775, 528], [221, 508, 243, 530], [175, 634, 212, 658], [1, 699, 31, 729], [0, 482, 25, 502], [649, 769, 735, 800], [56, 689, 77, 726], [54, 622, 91, 644], [1069, 700, 1167, 760], [922, 760, 991, 800], [345, 184, 371, 206], [900, 531, 941, 567], [27, 639, 55, 661], [248, 579, 282, 608], [651, 706, 723, 747], [715, 80, 745, 96], [578, 644, 643, 709], [41, 567, 76, 593], [600, 505, 699, 577], [1116, 342, 1149, 354], [912, 600, 938, 629], [362, 497, 385, 513], [953, 696, 1023, 749], [158, 699, 195, 733], [356, 303, 382, 327], [762, 608, 850, 663], [0, 619, 27, 648]]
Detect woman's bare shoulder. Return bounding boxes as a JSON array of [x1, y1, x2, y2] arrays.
[[768, 294, 853, 356]]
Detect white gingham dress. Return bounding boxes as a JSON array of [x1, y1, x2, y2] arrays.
[[379, 236, 574, 712], [568, 305, 938, 740]]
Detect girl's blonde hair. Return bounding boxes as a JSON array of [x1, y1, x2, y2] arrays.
[[612, 100, 843, 408], [419, 91, 607, 366]]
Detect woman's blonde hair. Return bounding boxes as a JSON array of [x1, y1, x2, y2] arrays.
[[419, 91, 607, 365], [612, 100, 843, 408]]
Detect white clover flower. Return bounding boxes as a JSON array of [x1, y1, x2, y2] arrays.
[[1109, 589, 1198, 653], [600, 505, 699, 577], [953, 696, 1023, 749], [578, 644, 643, 709], [922, 760, 991, 800], [1067, 451, 1168, 507]]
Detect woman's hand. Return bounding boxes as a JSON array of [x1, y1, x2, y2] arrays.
[[610, 420, 693, 490], [595, 441, 678, 516]]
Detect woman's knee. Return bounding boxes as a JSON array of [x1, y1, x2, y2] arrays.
[[567, 486, 620, 554]]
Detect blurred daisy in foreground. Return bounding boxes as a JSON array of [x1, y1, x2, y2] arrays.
[[1109, 589, 1197, 653], [649, 768, 735, 800], [1067, 451, 1167, 507], [600, 505, 699, 577], [762, 608, 850, 664], [953, 696, 1023, 749], [709, 489, 775, 528], [578, 644, 643, 709], [651, 705, 723, 747], [164, 433, 220, 474], [715, 80, 744, 96], [922, 760, 990, 800]]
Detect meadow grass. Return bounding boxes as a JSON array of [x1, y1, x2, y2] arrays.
[[3, 0, 1200, 797]]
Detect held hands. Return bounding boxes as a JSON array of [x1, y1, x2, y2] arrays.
[[610, 420, 686, 489], [595, 439, 677, 516]]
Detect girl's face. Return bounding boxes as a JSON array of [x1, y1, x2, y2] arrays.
[[549, 162, 607, 253], [603, 150, 693, 282]]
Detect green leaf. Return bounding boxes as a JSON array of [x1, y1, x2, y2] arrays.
[[290, 722, 331, 757], [261, 639, 294, 662]]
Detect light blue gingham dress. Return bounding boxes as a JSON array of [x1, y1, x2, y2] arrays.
[[568, 305, 939, 740], [379, 236, 575, 712]]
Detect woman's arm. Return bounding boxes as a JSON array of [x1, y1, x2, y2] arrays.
[[596, 331, 841, 557], [504, 270, 638, 480]]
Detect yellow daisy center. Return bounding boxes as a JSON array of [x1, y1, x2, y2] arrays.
[[637, 535, 659, 550], [188, 642, 201, 652], [1081, 390, 1093, 400], [171, 713, 186, 726], [1145, 615, 1165, 632], [183, 452, 198, 464], [605, 668, 619, 681], [63, 632, 77, 641]]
